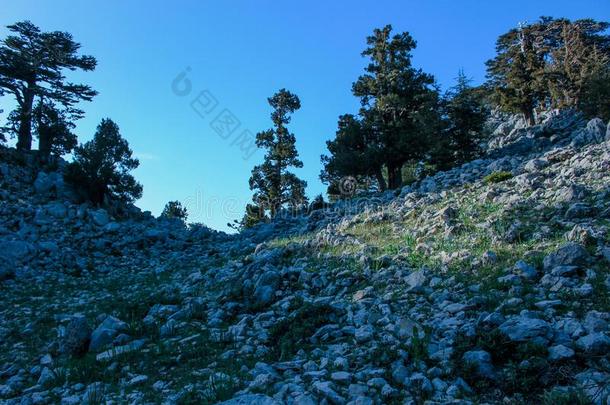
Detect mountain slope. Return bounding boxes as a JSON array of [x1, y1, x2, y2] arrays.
[[1, 111, 610, 404]]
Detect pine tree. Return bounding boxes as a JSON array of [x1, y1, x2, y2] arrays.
[[487, 18, 609, 123], [309, 194, 327, 211], [33, 100, 77, 159], [161, 201, 188, 222], [0, 21, 97, 151], [438, 71, 489, 168], [545, 18, 610, 108], [320, 114, 384, 194], [0, 89, 4, 143], [249, 89, 307, 218], [352, 25, 438, 189], [486, 21, 548, 125], [66, 119, 142, 205], [579, 60, 610, 121], [241, 204, 268, 229]]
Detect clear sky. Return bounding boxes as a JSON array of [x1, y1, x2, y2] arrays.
[[2, 1, 608, 231]]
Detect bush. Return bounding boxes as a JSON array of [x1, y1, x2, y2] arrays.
[[66, 119, 142, 205], [309, 194, 327, 211], [484, 171, 513, 184], [541, 388, 590, 405], [268, 302, 337, 360], [161, 201, 188, 222]]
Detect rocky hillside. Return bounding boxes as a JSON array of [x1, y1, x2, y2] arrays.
[[1, 110, 610, 404]]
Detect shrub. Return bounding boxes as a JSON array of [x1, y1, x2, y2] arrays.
[[484, 171, 513, 184], [65, 119, 142, 205], [161, 201, 188, 222], [268, 302, 337, 360], [541, 388, 590, 405], [309, 194, 327, 211]]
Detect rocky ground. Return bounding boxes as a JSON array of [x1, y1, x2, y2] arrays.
[[1, 110, 610, 404]]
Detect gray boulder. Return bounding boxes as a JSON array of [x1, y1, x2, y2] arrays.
[[405, 270, 427, 293], [543, 243, 590, 272], [513, 260, 538, 280], [524, 158, 548, 173], [583, 312, 609, 334], [499, 316, 551, 342], [46, 202, 68, 218], [34, 171, 64, 195], [60, 316, 91, 356], [37, 367, 56, 387], [355, 325, 374, 343], [586, 118, 607, 143], [313, 381, 346, 404], [90, 209, 110, 227], [565, 203, 595, 219], [463, 350, 496, 379], [575, 333, 610, 355], [253, 270, 280, 306], [548, 344, 575, 361], [0, 240, 34, 262], [89, 316, 128, 352], [0, 240, 34, 279], [571, 118, 607, 146]]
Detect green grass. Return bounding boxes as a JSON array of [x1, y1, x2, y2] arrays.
[[268, 301, 339, 360], [483, 171, 513, 184]]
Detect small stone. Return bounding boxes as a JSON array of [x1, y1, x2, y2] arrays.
[[312, 381, 345, 404], [548, 345, 575, 361], [354, 325, 374, 343], [575, 333, 610, 355], [583, 312, 609, 334], [89, 315, 128, 352], [331, 371, 351, 383], [513, 260, 538, 280], [405, 270, 427, 292], [40, 354, 53, 366], [37, 367, 55, 387], [534, 300, 562, 310], [408, 373, 433, 394], [575, 283, 594, 297], [381, 384, 398, 398], [524, 158, 548, 172], [217, 394, 280, 405], [333, 357, 349, 370], [127, 374, 148, 386]]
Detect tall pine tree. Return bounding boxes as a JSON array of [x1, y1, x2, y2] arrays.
[[249, 89, 307, 218], [66, 119, 142, 205], [320, 114, 384, 195], [352, 25, 438, 189], [544, 18, 610, 108], [438, 71, 489, 168], [0, 21, 96, 151], [486, 21, 547, 125]]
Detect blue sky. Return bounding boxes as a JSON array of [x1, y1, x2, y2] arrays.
[[2, 0, 608, 231]]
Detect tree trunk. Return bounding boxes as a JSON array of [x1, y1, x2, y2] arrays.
[[38, 132, 52, 159], [387, 164, 403, 189], [523, 108, 535, 127], [16, 91, 35, 151], [37, 105, 52, 160], [375, 169, 387, 192]]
